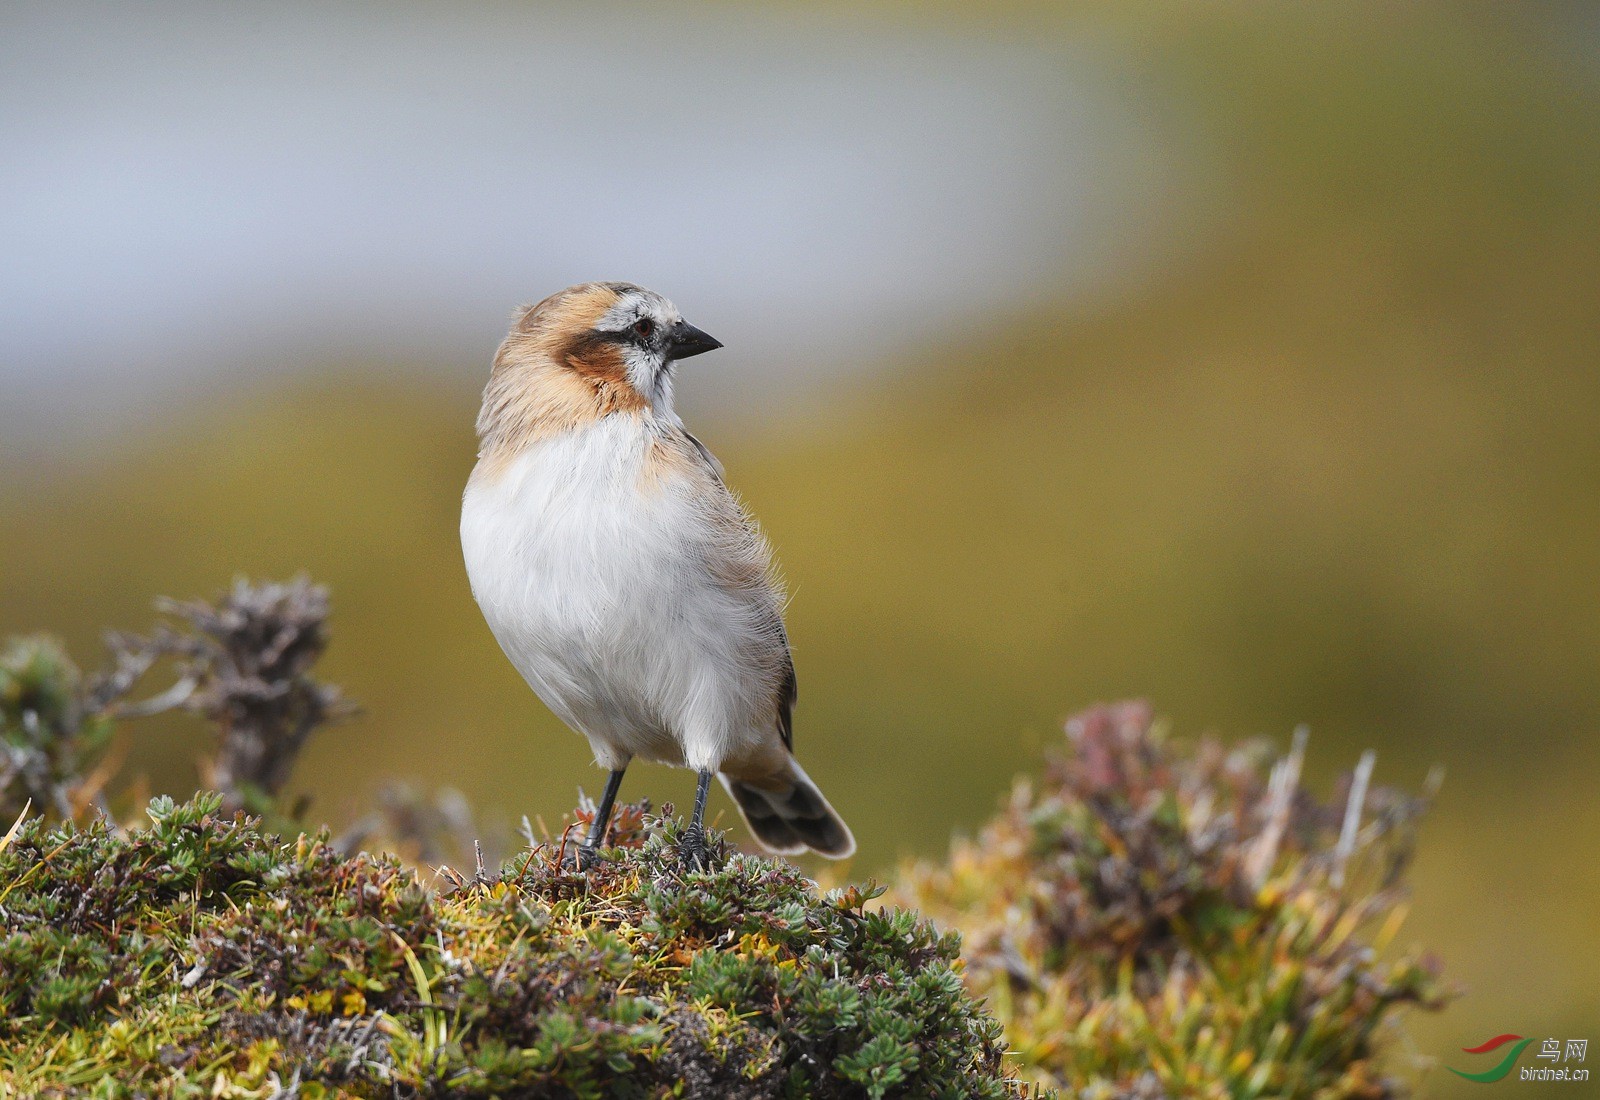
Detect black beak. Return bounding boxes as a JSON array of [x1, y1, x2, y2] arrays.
[[666, 320, 723, 361]]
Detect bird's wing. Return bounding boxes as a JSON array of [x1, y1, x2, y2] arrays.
[[671, 424, 796, 751]]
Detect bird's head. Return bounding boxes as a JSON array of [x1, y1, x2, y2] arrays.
[[477, 282, 722, 458]]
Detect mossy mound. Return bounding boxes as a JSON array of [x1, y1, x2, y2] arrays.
[[0, 794, 1024, 1099]]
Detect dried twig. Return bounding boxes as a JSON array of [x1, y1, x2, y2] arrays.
[[1245, 724, 1307, 889], [104, 577, 354, 811], [1332, 750, 1376, 888]]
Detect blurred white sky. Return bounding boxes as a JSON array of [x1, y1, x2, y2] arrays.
[[1, 2, 1192, 447]]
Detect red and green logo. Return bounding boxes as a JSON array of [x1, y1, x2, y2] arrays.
[[1450, 1034, 1536, 1083]]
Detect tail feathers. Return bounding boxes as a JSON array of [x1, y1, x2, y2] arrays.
[[720, 759, 855, 859]]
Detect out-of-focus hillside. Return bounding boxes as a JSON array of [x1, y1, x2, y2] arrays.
[[2, 8, 1597, 1095]]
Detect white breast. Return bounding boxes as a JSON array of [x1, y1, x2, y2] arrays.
[[460, 415, 784, 773]]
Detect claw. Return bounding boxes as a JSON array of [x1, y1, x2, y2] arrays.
[[677, 768, 715, 871], [562, 844, 601, 872], [677, 826, 710, 872]]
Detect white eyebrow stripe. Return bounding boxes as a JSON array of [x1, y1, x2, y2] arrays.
[[596, 297, 642, 329], [597, 292, 679, 332]]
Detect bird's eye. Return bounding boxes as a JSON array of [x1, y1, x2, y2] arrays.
[[633, 318, 655, 338]]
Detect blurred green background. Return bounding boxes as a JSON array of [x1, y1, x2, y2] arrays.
[[2, 5, 1595, 1094]]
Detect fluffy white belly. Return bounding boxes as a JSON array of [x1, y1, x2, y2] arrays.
[[460, 417, 772, 771]]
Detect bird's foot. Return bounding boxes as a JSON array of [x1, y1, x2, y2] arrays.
[[677, 825, 711, 872], [562, 843, 602, 872]]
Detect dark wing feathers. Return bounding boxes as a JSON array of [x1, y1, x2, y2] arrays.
[[777, 647, 796, 751]]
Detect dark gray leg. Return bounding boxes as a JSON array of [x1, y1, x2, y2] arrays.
[[678, 769, 713, 870], [577, 768, 625, 870]]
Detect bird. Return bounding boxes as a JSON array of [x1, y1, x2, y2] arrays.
[[460, 282, 854, 869]]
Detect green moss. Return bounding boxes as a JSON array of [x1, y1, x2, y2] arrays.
[[0, 794, 1025, 1099]]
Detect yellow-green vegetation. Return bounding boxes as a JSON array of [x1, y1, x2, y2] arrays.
[[2, 585, 1450, 1098], [0, 795, 1021, 1099], [895, 702, 1448, 1098]]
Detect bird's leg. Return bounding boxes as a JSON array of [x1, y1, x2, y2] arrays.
[[576, 768, 625, 870], [678, 768, 713, 871]]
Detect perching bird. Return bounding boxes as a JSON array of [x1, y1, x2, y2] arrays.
[[460, 282, 854, 868]]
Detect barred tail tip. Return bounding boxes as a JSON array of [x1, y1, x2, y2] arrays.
[[720, 764, 855, 860]]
